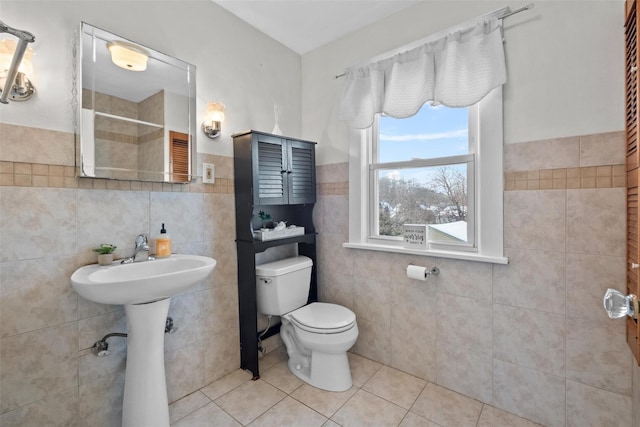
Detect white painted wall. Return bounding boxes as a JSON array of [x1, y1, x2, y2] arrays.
[[302, 0, 625, 165], [0, 0, 301, 158]]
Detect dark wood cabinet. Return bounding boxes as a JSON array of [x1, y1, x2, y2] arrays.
[[232, 130, 318, 379], [234, 131, 316, 206]]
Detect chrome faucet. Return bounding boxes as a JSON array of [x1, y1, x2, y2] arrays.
[[121, 234, 154, 264]]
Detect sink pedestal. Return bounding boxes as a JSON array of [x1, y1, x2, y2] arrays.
[[122, 298, 171, 427]]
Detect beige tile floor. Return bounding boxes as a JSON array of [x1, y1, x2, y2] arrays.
[[169, 350, 545, 427]]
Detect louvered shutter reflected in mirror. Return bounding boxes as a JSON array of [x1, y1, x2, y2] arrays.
[[170, 131, 190, 183]]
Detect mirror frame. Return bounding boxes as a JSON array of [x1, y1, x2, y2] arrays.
[[76, 22, 197, 183]]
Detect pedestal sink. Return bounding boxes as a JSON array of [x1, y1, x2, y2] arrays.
[[71, 254, 216, 427]]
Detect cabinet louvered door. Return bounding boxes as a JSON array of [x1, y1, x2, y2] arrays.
[[625, 0, 640, 364], [287, 140, 316, 204], [254, 133, 287, 205]]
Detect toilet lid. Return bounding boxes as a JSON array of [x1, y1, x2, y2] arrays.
[[289, 303, 356, 333]]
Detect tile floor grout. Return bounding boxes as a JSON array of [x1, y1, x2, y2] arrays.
[[170, 350, 545, 427]]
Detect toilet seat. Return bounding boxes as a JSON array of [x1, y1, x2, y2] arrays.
[[287, 302, 356, 334]]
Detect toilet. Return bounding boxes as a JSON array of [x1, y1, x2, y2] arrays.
[[256, 256, 358, 392]]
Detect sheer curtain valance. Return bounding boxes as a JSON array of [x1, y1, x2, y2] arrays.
[[339, 17, 507, 129]]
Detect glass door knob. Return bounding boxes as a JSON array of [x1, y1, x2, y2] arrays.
[[603, 288, 639, 319]]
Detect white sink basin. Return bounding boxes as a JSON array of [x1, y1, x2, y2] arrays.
[[71, 254, 216, 305]]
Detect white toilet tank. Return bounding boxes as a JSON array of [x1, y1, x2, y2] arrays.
[[256, 256, 313, 316]]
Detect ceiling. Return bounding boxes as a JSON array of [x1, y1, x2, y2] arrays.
[[212, 0, 421, 55]]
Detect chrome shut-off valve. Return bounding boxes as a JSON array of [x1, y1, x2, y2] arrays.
[[603, 288, 639, 319]]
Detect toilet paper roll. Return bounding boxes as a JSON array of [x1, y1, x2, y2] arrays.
[[406, 265, 428, 281]]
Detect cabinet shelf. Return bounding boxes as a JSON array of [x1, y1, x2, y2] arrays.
[[237, 233, 316, 253]]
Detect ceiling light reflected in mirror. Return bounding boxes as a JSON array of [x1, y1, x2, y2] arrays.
[[107, 40, 149, 71]]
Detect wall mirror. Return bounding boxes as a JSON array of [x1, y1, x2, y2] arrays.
[[77, 22, 197, 183]]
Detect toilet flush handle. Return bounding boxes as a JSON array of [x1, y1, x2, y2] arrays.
[[259, 278, 272, 284]]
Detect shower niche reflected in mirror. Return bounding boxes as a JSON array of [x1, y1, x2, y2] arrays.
[[77, 22, 197, 183]]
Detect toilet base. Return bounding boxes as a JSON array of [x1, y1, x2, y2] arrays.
[[280, 311, 358, 392], [287, 350, 352, 392]]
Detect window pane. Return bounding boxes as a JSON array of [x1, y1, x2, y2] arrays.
[[376, 164, 469, 243], [379, 104, 469, 163]]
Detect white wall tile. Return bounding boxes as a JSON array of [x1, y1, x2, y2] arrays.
[[437, 293, 492, 359], [494, 304, 566, 377], [493, 360, 565, 427], [353, 276, 391, 325], [566, 380, 632, 427], [566, 253, 626, 322], [437, 348, 493, 404], [0, 188, 77, 262], [204, 329, 240, 385], [0, 256, 78, 338], [390, 277, 437, 381], [504, 190, 566, 252], [202, 193, 235, 242], [78, 370, 125, 427], [351, 317, 391, 365], [433, 257, 493, 303], [165, 343, 205, 403], [566, 188, 625, 257], [493, 249, 566, 315], [436, 293, 493, 402], [318, 268, 354, 309], [504, 137, 580, 172], [579, 131, 625, 167], [77, 189, 149, 264], [150, 192, 204, 245], [0, 387, 78, 427], [0, 322, 78, 413], [566, 317, 632, 396]]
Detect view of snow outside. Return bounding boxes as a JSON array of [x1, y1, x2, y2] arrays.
[[378, 104, 469, 241]]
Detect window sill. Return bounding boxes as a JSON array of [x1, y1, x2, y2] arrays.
[[342, 242, 509, 264]]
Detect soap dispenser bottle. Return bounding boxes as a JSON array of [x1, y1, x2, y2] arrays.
[[155, 223, 171, 258]]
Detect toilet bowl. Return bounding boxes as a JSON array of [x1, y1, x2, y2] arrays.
[[281, 302, 358, 391], [255, 256, 359, 392]]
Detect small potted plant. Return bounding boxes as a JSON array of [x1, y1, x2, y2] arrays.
[[258, 210, 276, 229], [93, 243, 117, 266]]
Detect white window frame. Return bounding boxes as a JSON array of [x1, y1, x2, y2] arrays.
[[344, 87, 507, 264]]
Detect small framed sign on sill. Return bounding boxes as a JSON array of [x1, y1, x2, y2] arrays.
[[403, 224, 428, 249]]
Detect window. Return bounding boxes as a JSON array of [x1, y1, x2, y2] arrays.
[[346, 87, 506, 264], [372, 104, 475, 250]]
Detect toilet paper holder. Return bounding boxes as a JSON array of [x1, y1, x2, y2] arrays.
[[405, 264, 440, 277]]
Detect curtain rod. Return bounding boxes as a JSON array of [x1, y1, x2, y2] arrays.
[[334, 3, 534, 79]]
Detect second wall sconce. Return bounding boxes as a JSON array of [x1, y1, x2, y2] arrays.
[[202, 102, 225, 139]]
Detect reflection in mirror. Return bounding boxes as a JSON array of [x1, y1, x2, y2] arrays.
[[78, 22, 197, 183]]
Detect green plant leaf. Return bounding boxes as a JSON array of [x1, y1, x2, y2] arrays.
[[93, 243, 117, 254]]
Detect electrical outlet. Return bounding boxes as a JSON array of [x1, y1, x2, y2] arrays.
[[203, 163, 215, 184]]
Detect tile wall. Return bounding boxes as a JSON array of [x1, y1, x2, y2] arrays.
[[0, 122, 240, 426], [315, 131, 633, 427], [1, 122, 633, 426]]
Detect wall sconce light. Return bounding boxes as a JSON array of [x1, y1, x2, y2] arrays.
[[202, 102, 225, 139], [107, 41, 149, 71], [0, 38, 35, 102]]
